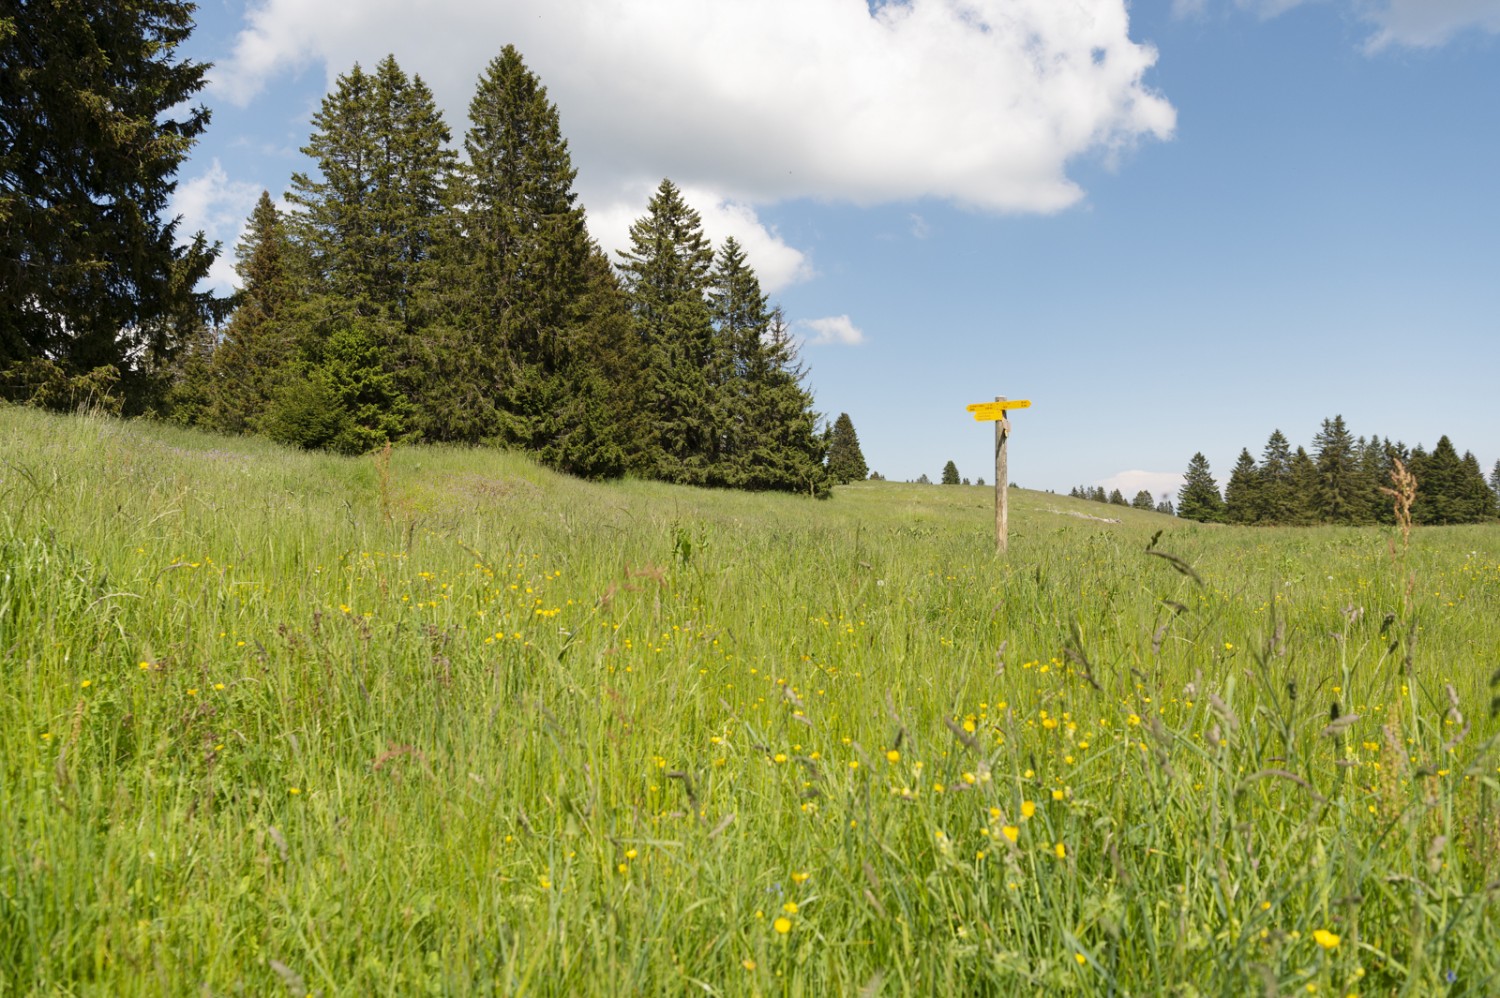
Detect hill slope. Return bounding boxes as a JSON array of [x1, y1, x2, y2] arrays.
[[2, 407, 1498, 993]]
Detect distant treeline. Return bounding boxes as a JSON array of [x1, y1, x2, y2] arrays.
[[1071, 417, 1498, 526]]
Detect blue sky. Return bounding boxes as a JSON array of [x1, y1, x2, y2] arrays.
[[173, 0, 1500, 497]]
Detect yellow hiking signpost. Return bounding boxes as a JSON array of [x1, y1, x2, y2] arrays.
[[966, 400, 1031, 421], [966, 396, 1031, 554]]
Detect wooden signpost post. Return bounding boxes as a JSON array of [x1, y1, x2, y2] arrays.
[[965, 396, 1031, 554]]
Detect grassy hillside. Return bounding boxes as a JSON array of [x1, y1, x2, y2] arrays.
[[3, 406, 1498, 995]]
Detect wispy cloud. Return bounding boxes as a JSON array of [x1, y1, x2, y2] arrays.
[[799, 315, 866, 346]]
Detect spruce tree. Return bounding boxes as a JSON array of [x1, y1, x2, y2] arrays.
[[1460, 450, 1497, 521], [1108, 488, 1127, 506], [0, 0, 224, 399], [195, 192, 297, 432], [1132, 489, 1155, 510], [1177, 453, 1226, 523], [1288, 446, 1320, 525], [446, 45, 631, 476], [289, 56, 453, 328], [707, 237, 769, 481], [826, 413, 869, 484], [1490, 460, 1500, 506], [942, 461, 961, 485], [1156, 497, 1175, 516], [1410, 436, 1466, 524], [1256, 430, 1295, 523], [1223, 448, 1261, 524], [617, 179, 716, 484], [1313, 415, 1363, 524], [730, 308, 830, 497]]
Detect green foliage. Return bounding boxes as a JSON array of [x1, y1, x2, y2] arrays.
[[1107, 487, 1127, 506], [826, 413, 869, 484], [1223, 448, 1261, 524], [1313, 415, 1365, 525], [1131, 489, 1155, 510], [0, 359, 123, 415], [289, 56, 453, 327], [942, 460, 961, 485], [1177, 452, 1226, 523], [0, 0, 225, 389], [261, 324, 410, 455]]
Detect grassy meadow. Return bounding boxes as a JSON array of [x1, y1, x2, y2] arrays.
[[3, 405, 1500, 995]]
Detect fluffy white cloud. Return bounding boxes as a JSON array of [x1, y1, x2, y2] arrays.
[[1098, 469, 1182, 501], [212, 0, 1175, 284], [799, 315, 867, 346], [170, 159, 263, 291]]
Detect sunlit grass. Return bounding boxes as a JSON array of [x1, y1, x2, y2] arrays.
[[2, 405, 1498, 994]]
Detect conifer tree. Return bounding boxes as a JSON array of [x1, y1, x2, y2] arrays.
[[1223, 448, 1261, 524], [194, 192, 297, 431], [1108, 488, 1127, 506], [1288, 446, 1320, 525], [1313, 415, 1363, 524], [617, 179, 716, 484], [1155, 497, 1175, 516], [1460, 450, 1497, 521], [1132, 489, 1155, 510], [1491, 460, 1500, 505], [728, 308, 830, 497], [1255, 430, 1295, 523], [942, 461, 961, 485], [1410, 436, 1466, 524], [1177, 453, 1226, 523], [444, 45, 630, 476], [288, 56, 453, 329], [707, 237, 769, 479], [826, 413, 869, 484], [0, 0, 224, 400]]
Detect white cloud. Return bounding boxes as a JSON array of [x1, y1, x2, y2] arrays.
[[212, 0, 1176, 278], [584, 182, 814, 293], [1098, 469, 1183, 501], [170, 159, 263, 291], [1224, 0, 1500, 46], [799, 315, 867, 346], [1361, 0, 1500, 48]]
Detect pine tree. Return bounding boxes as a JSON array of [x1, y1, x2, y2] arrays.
[[1108, 488, 1128, 506], [942, 461, 961, 485], [443, 46, 631, 476], [826, 413, 869, 484], [1156, 497, 1175, 516], [1177, 453, 1226, 523], [1313, 415, 1363, 524], [707, 237, 769, 482], [289, 57, 453, 328], [1490, 460, 1500, 506], [1090, 486, 1108, 504], [1132, 489, 1155, 510], [1256, 430, 1295, 523], [1410, 436, 1467, 525], [617, 179, 716, 484], [0, 0, 225, 400], [1460, 450, 1497, 521], [1223, 448, 1261, 524], [1288, 446, 1319, 525], [193, 192, 297, 431], [730, 308, 831, 497]]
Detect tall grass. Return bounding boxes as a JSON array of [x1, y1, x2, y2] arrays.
[[2, 406, 1498, 995]]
